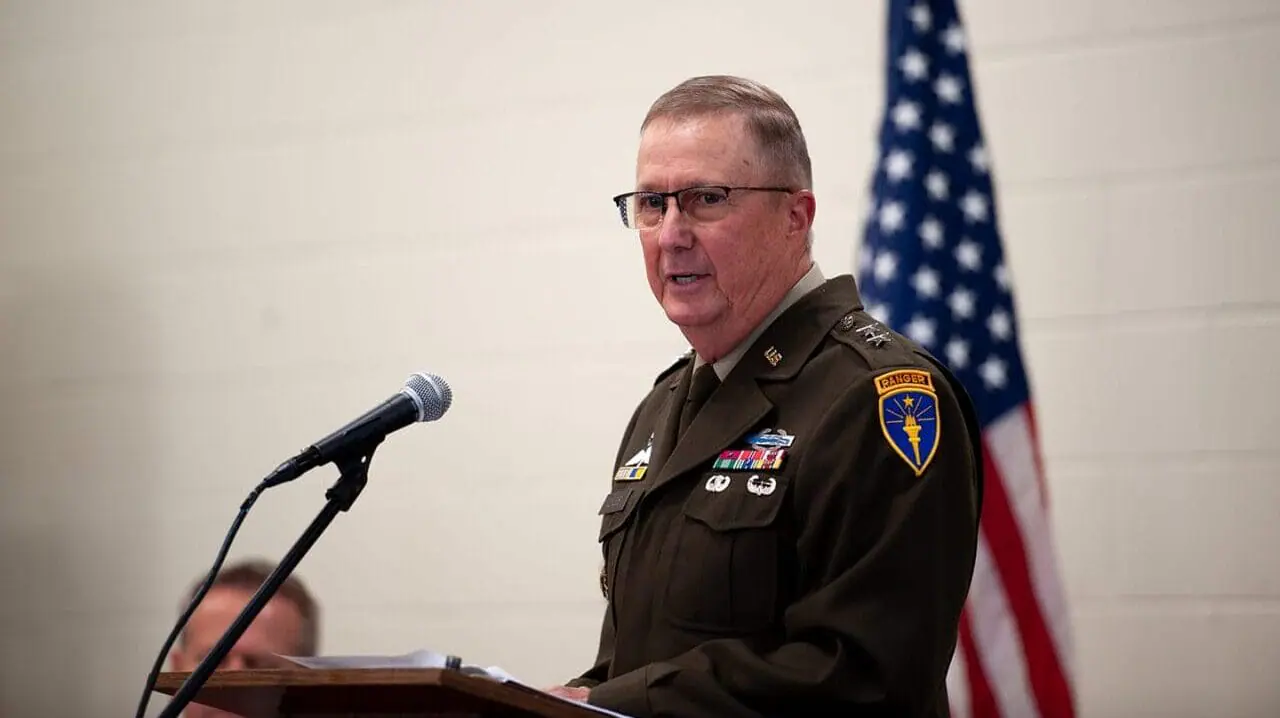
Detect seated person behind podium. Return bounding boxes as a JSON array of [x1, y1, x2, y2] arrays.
[[546, 75, 983, 717], [168, 558, 320, 718]]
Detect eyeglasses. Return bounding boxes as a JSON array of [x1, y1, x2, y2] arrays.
[[611, 185, 794, 230]]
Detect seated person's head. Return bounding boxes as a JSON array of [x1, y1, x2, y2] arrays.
[[169, 558, 319, 673]]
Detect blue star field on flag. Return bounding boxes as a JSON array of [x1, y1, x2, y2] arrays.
[[855, 0, 1030, 428]]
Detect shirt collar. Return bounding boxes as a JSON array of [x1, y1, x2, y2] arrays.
[[693, 261, 826, 380]]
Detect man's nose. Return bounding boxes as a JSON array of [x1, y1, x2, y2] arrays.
[[655, 197, 694, 249]]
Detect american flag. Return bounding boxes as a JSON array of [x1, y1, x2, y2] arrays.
[[853, 2, 1077, 717]]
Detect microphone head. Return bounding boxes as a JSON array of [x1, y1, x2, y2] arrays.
[[402, 372, 452, 422]]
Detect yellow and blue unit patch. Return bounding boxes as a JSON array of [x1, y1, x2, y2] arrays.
[[712, 448, 787, 471], [875, 369, 941, 476]]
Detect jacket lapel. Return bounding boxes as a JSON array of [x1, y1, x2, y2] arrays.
[[652, 373, 774, 490], [643, 275, 866, 495], [646, 368, 688, 475]]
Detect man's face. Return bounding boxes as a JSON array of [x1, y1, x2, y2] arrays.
[[169, 586, 307, 717], [634, 113, 813, 353]]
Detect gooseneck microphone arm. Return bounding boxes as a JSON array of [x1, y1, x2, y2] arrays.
[[155, 439, 380, 718]]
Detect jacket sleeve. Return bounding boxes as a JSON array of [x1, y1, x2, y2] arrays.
[[564, 608, 616, 689], [587, 368, 982, 717]]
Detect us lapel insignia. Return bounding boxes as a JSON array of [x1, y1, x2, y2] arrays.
[[875, 369, 940, 476], [764, 346, 783, 366]]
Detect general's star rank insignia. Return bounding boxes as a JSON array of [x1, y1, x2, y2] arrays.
[[875, 369, 940, 476]]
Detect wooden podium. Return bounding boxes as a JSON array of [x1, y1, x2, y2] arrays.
[[153, 667, 607, 717]]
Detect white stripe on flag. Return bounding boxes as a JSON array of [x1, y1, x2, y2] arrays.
[[970, 531, 1040, 718], [947, 642, 972, 718], [987, 406, 1076, 682]]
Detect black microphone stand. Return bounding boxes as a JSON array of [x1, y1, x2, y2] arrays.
[[155, 437, 383, 718]]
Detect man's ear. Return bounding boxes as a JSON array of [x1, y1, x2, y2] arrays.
[[787, 190, 816, 237]]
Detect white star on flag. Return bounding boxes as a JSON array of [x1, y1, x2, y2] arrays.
[[929, 122, 955, 152], [978, 355, 1007, 389], [994, 263, 1010, 292], [925, 170, 949, 200], [898, 48, 929, 82], [878, 200, 906, 233], [874, 250, 898, 283], [942, 23, 966, 54], [909, 3, 932, 32], [884, 149, 914, 182], [988, 307, 1013, 340], [912, 266, 941, 298], [905, 315, 937, 346], [919, 216, 944, 249], [891, 100, 922, 131], [866, 303, 891, 325], [948, 286, 976, 319], [960, 191, 989, 223], [944, 338, 970, 368], [969, 143, 990, 173], [935, 73, 963, 104], [857, 245, 874, 275], [955, 239, 982, 271]]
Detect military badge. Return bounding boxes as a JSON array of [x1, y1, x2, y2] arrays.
[[746, 475, 777, 496], [745, 428, 795, 450], [855, 321, 892, 347], [614, 433, 653, 481], [704, 474, 731, 492], [875, 369, 940, 476], [613, 465, 647, 481], [712, 448, 786, 471]]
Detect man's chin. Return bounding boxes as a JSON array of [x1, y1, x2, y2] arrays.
[[663, 302, 717, 330]]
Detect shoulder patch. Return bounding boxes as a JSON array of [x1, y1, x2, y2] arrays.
[[875, 368, 941, 476]]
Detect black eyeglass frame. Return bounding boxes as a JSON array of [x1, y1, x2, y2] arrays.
[[610, 185, 796, 229]]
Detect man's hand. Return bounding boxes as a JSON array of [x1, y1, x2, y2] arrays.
[[544, 685, 591, 702]]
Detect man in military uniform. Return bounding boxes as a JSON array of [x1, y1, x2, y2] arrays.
[[548, 75, 983, 717]]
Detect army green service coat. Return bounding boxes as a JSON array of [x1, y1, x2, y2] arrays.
[[572, 275, 983, 718]]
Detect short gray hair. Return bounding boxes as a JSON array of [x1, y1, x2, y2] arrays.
[[641, 75, 813, 190]]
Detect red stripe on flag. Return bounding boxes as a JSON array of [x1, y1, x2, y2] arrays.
[[980, 443, 1075, 718], [958, 609, 999, 718]]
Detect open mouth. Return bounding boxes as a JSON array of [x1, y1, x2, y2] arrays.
[[670, 273, 706, 285]]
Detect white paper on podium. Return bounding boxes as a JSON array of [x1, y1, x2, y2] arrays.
[[276, 649, 632, 718]]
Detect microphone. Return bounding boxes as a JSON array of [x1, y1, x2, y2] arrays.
[[262, 371, 452, 487]]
